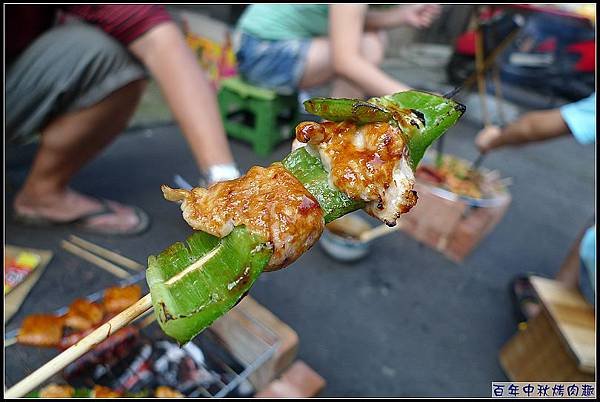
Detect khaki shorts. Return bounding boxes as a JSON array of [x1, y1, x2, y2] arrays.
[[6, 21, 148, 144]]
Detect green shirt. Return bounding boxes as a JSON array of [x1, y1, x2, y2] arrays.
[[236, 4, 329, 40]]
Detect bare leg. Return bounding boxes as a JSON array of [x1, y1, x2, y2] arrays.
[[517, 225, 590, 321], [129, 23, 235, 171], [14, 79, 147, 232], [555, 226, 589, 289], [331, 31, 386, 98], [292, 32, 385, 150], [298, 31, 386, 98]]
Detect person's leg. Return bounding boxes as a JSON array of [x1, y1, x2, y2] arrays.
[[7, 22, 150, 234], [555, 225, 589, 288], [298, 31, 386, 98], [296, 38, 335, 89], [512, 222, 594, 322], [331, 31, 386, 98], [14, 79, 147, 230]]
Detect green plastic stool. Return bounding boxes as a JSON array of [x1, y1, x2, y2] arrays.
[[218, 76, 300, 156]]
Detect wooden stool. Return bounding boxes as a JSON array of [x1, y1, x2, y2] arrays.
[[499, 276, 595, 381], [218, 76, 299, 156]]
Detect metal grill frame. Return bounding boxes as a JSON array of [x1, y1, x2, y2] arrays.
[[5, 273, 280, 397]]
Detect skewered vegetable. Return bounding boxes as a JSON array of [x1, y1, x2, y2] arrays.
[[306, 91, 466, 170], [148, 90, 465, 345], [146, 227, 271, 344]]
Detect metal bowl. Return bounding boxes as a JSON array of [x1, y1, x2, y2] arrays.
[[418, 151, 511, 208], [319, 213, 373, 262], [319, 229, 371, 262]]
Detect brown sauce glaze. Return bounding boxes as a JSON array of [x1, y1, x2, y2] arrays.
[[296, 121, 417, 225], [162, 163, 325, 271]]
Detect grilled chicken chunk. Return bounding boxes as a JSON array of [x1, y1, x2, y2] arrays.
[[103, 285, 142, 315], [64, 299, 104, 331], [91, 385, 122, 398], [162, 163, 325, 271], [155, 386, 185, 398], [296, 120, 417, 225], [17, 314, 65, 347], [39, 384, 75, 398]]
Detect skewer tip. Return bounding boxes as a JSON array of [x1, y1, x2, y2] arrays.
[[443, 87, 462, 99]]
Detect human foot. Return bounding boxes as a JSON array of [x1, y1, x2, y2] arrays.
[[510, 275, 542, 325], [13, 188, 150, 236]]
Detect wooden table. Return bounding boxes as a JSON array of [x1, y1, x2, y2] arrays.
[[499, 276, 595, 381]]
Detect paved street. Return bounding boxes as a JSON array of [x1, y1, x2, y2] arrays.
[[5, 48, 595, 396]]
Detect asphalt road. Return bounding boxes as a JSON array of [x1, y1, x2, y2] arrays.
[[4, 98, 595, 396]]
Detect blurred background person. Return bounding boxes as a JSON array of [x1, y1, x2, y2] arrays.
[[234, 4, 441, 99], [6, 5, 240, 236], [475, 92, 596, 319]]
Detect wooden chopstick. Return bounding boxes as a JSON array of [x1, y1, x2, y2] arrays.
[[68, 235, 144, 271], [5, 337, 17, 347], [61, 240, 130, 279], [5, 294, 153, 398], [5, 240, 148, 393]]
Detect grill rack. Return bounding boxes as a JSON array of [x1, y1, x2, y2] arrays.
[[5, 273, 280, 398]]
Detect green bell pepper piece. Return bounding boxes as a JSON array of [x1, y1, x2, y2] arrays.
[[147, 226, 272, 344], [282, 147, 364, 223], [303, 98, 392, 124], [302, 90, 465, 171]]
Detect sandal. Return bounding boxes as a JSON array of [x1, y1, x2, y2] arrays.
[[13, 199, 150, 236], [509, 274, 543, 327]]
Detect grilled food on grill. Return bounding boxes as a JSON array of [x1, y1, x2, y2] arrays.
[[103, 285, 142, 315], [17, 314, 65, 348], [64, 299, 104, 331], [16, 285, 142, 348]]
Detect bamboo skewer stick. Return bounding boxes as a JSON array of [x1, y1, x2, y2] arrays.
[[469, 25, 493, 176], [474, 26, 491, 130], [461, 27, 521, 91], [358, 221, 405, 243], [5, 294, 153, 398], [61, 240, 131, 279], [68, 235, 145, 271]]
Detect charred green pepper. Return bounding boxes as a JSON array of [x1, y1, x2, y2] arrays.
[[304, 90, 465, 170], [303, 98, 392, 124], [147, 90, 465, 345], [147, 226, 271, 344]]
